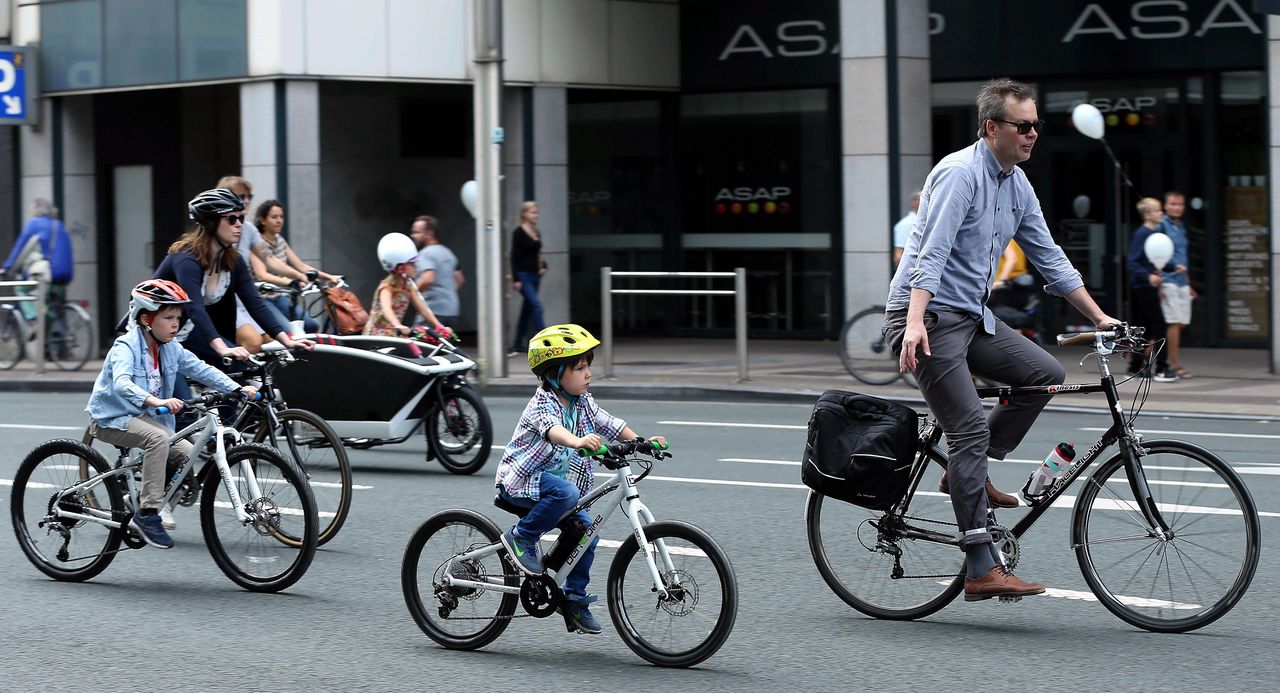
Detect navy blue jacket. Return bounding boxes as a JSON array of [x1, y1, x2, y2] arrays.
[[154, 250, 286, 349], [1126, 225, 1176, 288]]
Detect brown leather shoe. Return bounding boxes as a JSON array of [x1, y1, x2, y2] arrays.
[[938, 472, 1019, 508], [964, 566, 1046, 602]]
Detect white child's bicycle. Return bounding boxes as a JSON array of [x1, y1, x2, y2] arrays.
[[10, 391, 319, 593], [401, 438, 738, 668]]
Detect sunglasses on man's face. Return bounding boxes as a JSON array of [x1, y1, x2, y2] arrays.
[[994, 118, 1045, 135], [223, 214, 246, 226]]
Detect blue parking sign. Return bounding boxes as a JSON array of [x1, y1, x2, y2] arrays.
[[1, 46, 38, 126]]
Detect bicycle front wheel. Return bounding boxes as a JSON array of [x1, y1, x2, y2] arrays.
[[402, 509, 519, 650], [200, 443, 318, 592], [10, 439, 124, 582], [607, 520, 737, 668], [839, 307, 901, 386], [1072, 440, 1260, 633], [805, 448, 964, 620], [46, 303, 94, 371], [254, 408, 353, 546], [428, 385, 493, 475], [0, 306, 24, 370]]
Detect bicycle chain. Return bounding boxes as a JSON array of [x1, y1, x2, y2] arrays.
[[890, 514, 962, 580]]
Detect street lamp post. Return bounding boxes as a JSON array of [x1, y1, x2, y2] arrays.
[[473, 0, 505, 379], [1072, 103, 1136, 318]]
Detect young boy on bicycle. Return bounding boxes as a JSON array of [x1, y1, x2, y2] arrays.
[[86, 280, 255, 550], [495, 323, 664, 634]]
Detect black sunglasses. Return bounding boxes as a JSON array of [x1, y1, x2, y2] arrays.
[[223, 214, 246, 225], [994, 118, 1044, 135]]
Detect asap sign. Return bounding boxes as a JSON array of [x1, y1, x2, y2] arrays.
[[1060, 0, 1261, 42]]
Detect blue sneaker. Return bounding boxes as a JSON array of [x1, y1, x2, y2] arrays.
[[500, 527, 543, 575], [131, 511, 174, 549], [560, 596, 603, 635]]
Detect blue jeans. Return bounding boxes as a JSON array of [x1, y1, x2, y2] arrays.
[[511, 272, 544, 350], [500, 473, 599, 602], [268, 295, 318, 333]]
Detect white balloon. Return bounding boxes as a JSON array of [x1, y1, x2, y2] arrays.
[[460, 180, 479, 218], [1144, 232, 1174, 269], [1071, 103, 1105, 140], [1072, 194, 1091, 219]]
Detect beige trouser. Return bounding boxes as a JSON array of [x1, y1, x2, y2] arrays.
[[91, 415, 194, 511]]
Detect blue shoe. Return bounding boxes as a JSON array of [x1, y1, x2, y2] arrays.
[[560, 596, 603, 635], [131, 511, 174, 549], [500, 527, 543, 575]]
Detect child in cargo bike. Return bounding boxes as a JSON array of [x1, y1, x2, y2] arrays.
[[494, 324, 665, 634], [363, 233, 453, 340]]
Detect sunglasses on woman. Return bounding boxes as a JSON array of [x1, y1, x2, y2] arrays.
[[223, 214, 246, 225]]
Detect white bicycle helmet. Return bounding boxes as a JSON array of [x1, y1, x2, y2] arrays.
[[376, 232, 419, 271]]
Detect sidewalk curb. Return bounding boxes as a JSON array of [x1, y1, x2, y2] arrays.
[[6, 377, 1278, 423]]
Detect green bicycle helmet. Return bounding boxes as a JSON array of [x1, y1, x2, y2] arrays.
[[528, 324, 601, 376]]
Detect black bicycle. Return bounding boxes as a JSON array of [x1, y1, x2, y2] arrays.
[[807, 323, 1260, 633]]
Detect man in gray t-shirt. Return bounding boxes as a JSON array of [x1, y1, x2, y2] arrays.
[[410, 215, 465, 328]]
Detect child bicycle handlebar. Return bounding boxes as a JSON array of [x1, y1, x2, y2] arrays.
[[578, 438, 670, 459], [155, 390, 262, 415]]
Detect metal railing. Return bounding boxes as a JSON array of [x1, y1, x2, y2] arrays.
[[600, 267, 748, 382], [0, 278, 47, 374]]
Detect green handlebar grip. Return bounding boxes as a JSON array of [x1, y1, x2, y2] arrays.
[[651, 439, 669, 450], [578, 446, 608, 457]]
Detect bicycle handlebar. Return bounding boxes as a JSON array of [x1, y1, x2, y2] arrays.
[[155, 390, 261, 415], [1056, 322, 1146, 347], [578, 438, 670, 459]]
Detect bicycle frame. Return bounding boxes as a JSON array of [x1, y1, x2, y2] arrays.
[[58, 408, 261, 530], [896, 332, 1173, 545], [440, 461, 677, 600]]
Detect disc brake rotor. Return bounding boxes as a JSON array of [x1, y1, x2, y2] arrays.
[[657, 569, 699, 617]]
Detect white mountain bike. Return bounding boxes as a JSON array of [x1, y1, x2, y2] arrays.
[[10, 391, 319, 593], [401, 439, 738, 668]]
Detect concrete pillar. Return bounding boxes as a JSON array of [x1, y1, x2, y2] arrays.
[[1270, 17, 1280, 372], [60, 96, 96, 308], [239, 80, 322, 266], [839, 0, 931, 320]]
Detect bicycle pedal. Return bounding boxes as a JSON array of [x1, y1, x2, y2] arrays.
[[997, 595, 1023, 603]]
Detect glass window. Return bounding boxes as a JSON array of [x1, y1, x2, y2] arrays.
[[104, 0, 178, 86], [1218, 71, 1268, 342], [41, 0, 103, 91], [178, 0, 248, 81]]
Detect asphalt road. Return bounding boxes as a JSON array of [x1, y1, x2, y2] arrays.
[[2, 392, 1279, 691]]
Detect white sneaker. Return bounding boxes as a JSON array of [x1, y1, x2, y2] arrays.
[[159, 503, 176, 530]]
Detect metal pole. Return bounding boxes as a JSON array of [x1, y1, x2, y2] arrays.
[[34, 278, 46, 375], [735, 267, 748, 382], [473, 0, 505, 380], [601, 266, 612, 378]]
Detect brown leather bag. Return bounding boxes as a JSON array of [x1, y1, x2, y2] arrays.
[[322, 286, 369, 335]]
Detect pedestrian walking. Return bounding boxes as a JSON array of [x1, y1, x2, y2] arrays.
[[1158, 191, 1195, 378], [507, 201, 546, 356], [410, 215, 465, 330], [1127, 197, 1177, 382]]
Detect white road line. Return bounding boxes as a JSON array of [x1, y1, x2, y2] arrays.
[[540, 532, 706, 557], [657, 420, 807, 431], [719, 458, 800, 466], [934, 580, 1201, 610], [212, 500, 335, 519], [0, 423, 85, 431], [1081, 427, 1280, 440]]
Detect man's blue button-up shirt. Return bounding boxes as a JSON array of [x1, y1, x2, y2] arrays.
[[886, 140, 1083, 334]]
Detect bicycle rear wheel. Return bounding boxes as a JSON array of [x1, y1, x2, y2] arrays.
[[200, 443, 318, 592], [1072, 440, 1260, 633], [607, 520, 737, 668], [0, 306, 24, 370], [254, 408, 353, 546], [839, 307, 902, 386], [402, 509, 519, 650], [805, 447, 964, 620], [46, 303, 94, 371], [10, 439, 124, 582]]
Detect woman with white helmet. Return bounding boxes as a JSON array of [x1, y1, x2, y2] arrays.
[[363, 232, 452, 338]]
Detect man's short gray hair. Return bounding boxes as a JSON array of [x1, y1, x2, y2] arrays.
[[31, 198, 59, 219], [975, 78, 1035, 139]]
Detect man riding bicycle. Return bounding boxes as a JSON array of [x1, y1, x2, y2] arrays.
[[883, 78, 1118, 602]]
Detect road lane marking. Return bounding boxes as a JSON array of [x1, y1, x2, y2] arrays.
[[719, 458, 800, 466], [933, 581, 1201, 610], [0, 423, 85, 431], [1081, 427, 1280, 441], [540, 531, 706, 557], [212, 500, 335, 519], [657, 420, 806, 431]]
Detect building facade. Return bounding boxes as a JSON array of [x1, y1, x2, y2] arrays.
[[1, 0, 1277, 363]]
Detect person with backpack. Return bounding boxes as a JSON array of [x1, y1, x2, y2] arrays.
[[363, 233, 453, 339], [1, 198, 73, 322]]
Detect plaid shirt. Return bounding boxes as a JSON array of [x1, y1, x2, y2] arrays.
[[495, 388, 627, 500]]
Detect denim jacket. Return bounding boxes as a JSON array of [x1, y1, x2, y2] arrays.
[[85, 326, 239, 431]]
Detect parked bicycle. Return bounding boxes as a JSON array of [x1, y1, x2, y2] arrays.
[[401, 438, 738, 668], [807, 323, 1260, 632], [11, 391, 319, 593], [0, 291, 95, 370], [839, 305, 917, 387]]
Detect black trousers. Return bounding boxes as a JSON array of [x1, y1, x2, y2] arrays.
[[1130, 285, 1168, 373]]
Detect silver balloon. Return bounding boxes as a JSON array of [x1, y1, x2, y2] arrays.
[[1072, 194, 1091, 219], [460, 180, 479, 218], [1071, 103, 1105, 140]]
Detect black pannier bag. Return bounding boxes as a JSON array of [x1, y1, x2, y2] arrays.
[[801, 390, 919, 510]]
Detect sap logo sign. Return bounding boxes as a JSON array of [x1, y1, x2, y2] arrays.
[[718, 21, 839, 60], [1062, 0, 1261, 42], [1087, 96, 1158, 113], [715, 187, 792, 202]]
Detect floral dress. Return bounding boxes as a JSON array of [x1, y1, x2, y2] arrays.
[[363, 273, 413, 336]]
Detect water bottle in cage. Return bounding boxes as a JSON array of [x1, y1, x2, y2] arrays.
[[1020, 442, 1075, 505]]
